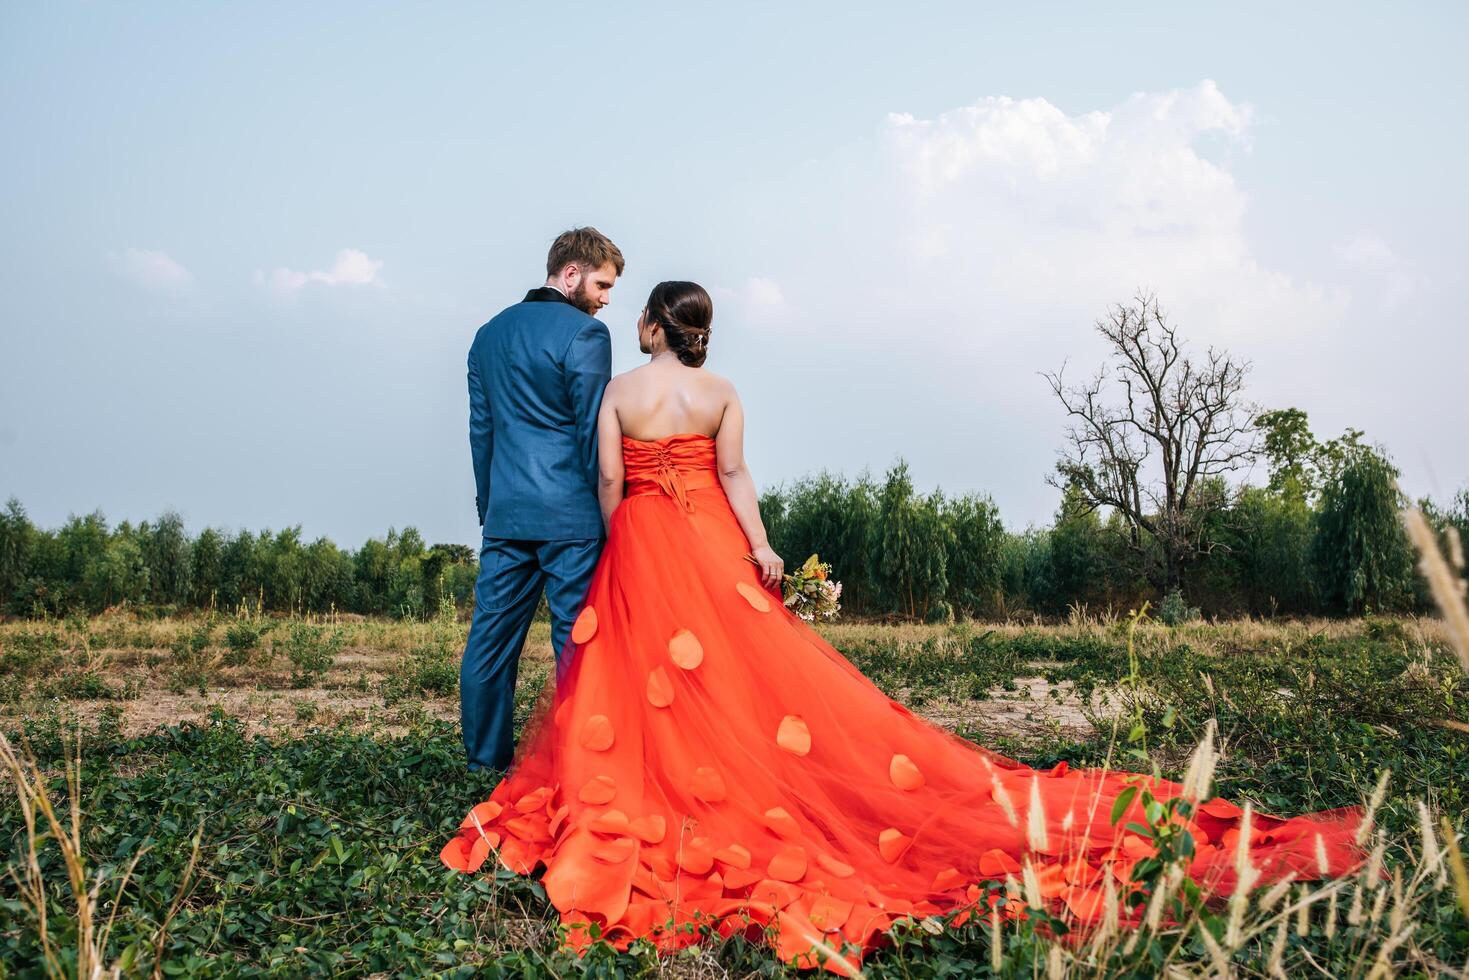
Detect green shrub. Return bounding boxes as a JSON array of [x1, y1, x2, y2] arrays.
[[46, 671, 118, 700], [223, 617, 269, 667], [1, 629, 64, 678], [379, 638, 459, 705], [167, 617, 218, 693], [1157, 588, 1200, 626], [280, 622, 345, 687]]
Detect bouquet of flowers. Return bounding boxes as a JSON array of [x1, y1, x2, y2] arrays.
[[746, 552, 842, 622]]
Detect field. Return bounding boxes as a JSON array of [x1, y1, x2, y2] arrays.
[[2, 611, 1467, 977]]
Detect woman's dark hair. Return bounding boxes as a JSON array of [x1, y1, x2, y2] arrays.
[[646, 281, 713, 367]]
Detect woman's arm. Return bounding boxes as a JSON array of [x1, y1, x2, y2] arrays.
[[596, 380, 625, 535], [714, 388, 784, 590]]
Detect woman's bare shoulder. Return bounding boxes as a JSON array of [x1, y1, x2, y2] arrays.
[[698, 367, 735, 391], [610, 363, 650, 383], [703, 369, 739, 403], [605, 365, 648, 394]]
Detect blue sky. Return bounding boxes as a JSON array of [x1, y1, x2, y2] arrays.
[[2, 1, 1465, 548]]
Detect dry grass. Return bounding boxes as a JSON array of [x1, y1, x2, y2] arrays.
[[1402, 512, 1469, 673], [1401, 506, 1469, 934]]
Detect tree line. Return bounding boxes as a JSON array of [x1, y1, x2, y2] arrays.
[[2, 292, 1463, 623], [0, 506, 479, 620], [763, 291, 1467, 621], [760, 436, 1466, 622], [0, 428, 1461, 623]]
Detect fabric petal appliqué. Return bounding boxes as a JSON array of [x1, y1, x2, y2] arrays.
[[776, 715, 811, 756], [692, 766, 727, 802], [646, 667, 675, 708], [571, 606, 598, 644], [630, 814, 667, 844], [768, 846, 809, 882], [890, 754, 925, 790], [580, 715, 614, 751], [668, 628, 704, 669], [763, 807, 800, 839], [878, 828, 912, 863], [736, 581, 771, 612], [578, 775, 617, 805]]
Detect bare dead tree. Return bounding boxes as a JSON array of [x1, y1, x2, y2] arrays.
[[1043, 291, 1259, 591]]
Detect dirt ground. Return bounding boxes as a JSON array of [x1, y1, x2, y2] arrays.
[[2, 618, 1105, 746], [16, 677, 1098, 745]]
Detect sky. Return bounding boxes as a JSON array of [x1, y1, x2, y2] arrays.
[[2, 1, 1465, 549]]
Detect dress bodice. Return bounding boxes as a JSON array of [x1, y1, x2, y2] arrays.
[[622, 433, 719, 512]]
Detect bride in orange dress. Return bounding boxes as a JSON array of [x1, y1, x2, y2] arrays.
[[442, 281, 1364, 972]]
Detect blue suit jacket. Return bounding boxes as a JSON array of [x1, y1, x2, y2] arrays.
[[469, 288, 611, 540]]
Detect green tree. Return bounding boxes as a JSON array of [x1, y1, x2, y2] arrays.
[[1045, 484, 1110, 614], [191, 527, 224, 608], [57, 511, 110, 599], [1449, 488, 1469, 586], [385, 527, 430, 619], [220, 530, 265, 610], [261, 527, 306, 611], [1254, 408, 1319, 500], [1224, 486, 1318, 615], [1255, 407, 1365, 503], [85, 531, 149, 609], [141, 511, 193, 607], [766, 472, 880, 615], [1313, 446, 1415, 614], [354, 536, 395, 615], [302, 537, 353, 612], [998, 528, 1052, 616], [871, 462, 950, 620], [0, 498, 36, 612], [942, 493, 1005, 617]]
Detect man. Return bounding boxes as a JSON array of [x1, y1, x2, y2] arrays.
[[462, 227, 623, 771]]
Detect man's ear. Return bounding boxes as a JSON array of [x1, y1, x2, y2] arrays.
[[561, 263, 581, 289]]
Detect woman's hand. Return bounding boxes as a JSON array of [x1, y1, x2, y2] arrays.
[[750, 544, 785, 592]]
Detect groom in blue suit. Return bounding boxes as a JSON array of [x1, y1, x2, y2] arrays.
[[462, 227, 624, 771]]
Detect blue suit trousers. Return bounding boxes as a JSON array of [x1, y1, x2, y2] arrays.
[[460, 536, 601, 771]]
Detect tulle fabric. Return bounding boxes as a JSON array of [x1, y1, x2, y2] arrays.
[[443, 434, 1364, 972]]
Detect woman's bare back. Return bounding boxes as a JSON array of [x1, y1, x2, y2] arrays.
[[592, 279, 778, 588], [606, 357, 734, 442]]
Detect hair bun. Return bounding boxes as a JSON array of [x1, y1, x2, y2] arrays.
[[645, 281, 714, 368]]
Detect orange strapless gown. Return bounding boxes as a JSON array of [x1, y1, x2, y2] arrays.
[[443, 433, 1363, 972]]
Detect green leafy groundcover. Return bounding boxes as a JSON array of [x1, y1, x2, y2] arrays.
[[3, 622, 1468, 977]]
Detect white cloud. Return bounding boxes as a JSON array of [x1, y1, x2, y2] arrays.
[[716, 81, 1398, 527], [110, 248, 190, 291], [877, 80, 1339, 344], [256, 248, 383, 294]]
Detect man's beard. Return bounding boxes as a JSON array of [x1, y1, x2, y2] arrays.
[[567, 281, 599, 316]]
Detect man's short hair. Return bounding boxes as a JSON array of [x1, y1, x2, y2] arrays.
[[546, 227, 625, 278]]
